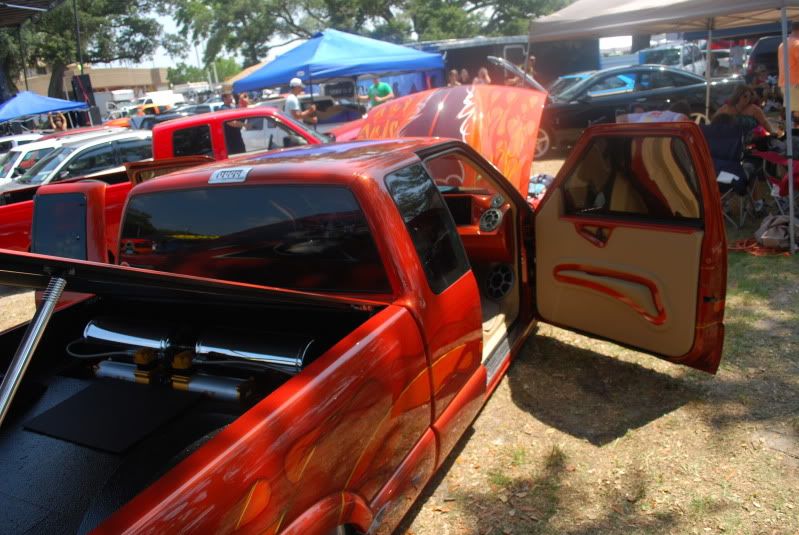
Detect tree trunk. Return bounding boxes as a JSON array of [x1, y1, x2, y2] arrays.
[[47, 62, 67, 98], [631, 34, 651, 53]]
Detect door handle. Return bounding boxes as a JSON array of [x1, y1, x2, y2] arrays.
[[576, 224, 611, 247], [635, 97, 647, 102]]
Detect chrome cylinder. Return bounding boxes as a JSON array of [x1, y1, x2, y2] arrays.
[[94, 360, 138, 382], [84, 317, 173, 351], [0, 277, 66, 429], [174, 373, 250, 401], [195, 331, 313, 373]]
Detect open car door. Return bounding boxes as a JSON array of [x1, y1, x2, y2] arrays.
[[534, 122, 726, 373]]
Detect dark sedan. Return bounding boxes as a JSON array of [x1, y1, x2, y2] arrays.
[[536, 64, 742, 157]]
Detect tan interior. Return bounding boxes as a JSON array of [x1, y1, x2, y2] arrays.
[[636, 138, 700, 218], [535, 189, 703, 357]]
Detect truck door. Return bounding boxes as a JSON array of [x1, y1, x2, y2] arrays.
[[534, 122, 726, 373]]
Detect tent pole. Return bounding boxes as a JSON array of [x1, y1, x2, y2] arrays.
[[781, 6, 796, 254], [705, 19, 713, 120]]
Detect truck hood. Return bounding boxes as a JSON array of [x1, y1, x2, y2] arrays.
[[0, 250, 387, 311], [357, 84, 547, 197]]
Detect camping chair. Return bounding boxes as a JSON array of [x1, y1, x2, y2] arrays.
[[750, 148, 799, 216], [700, 123, 753, 228]]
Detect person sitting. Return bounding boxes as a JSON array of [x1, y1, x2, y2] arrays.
[[713, 85, 777, 136]]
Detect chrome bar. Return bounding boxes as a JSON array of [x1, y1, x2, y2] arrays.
[[0, 277, 66, 429]]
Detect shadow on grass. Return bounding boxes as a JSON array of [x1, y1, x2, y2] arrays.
[[506, 336, 698, 446]]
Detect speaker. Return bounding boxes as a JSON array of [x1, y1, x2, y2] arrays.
[[71, 74, 96, 107]]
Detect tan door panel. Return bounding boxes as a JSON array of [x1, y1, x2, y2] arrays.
[[536, 189, 703, 357]]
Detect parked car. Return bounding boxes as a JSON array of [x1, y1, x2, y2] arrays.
[[0, 85, 727, 535], [0, 133, 42, 154], [744, 36, 780, 83], [151, 107, 328, 161], [638, 43, 707, 76], [6, 131, 152, 191], [536, 64, 742, 158], [0, 129, 127, 185], [257, 94, 365, 126]]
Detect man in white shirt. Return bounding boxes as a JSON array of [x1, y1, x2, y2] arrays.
[[284, 78, 316, 124]]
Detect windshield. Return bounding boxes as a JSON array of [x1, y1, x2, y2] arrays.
[[277, 111, 330, 142], [641, 49, 680, 66], [0, 151, 17, 177], [548, 76, 583, 96], [17, 146, 75, 185], [557, 73, 606, 101], [120, 185, 390, 293]]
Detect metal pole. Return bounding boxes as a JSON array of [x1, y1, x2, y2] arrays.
[[0, 277, 66, 429], [72, 0, 83, 74], [781, 7, 796, 254], [705, 19, 713, 120], [17, 25, 28, 91]]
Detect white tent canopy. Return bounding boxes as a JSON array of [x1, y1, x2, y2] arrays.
[[529, 0, 799, 253], [529, 0, 799, 42]]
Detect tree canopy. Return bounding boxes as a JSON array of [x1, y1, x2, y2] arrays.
[[165, 0, 569, 67]]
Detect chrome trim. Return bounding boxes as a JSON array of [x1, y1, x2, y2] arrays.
[[95, 360, 138, 382], [84, 318, 173, 351], [195, 332, 312, 373], [0, 277, 66, 429]]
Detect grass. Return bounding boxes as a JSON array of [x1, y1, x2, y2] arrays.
[[400, 221, 799, 535]]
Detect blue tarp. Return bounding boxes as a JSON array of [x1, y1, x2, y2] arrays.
[[0, 91, 88, 123], [233, 29, 445, 93]]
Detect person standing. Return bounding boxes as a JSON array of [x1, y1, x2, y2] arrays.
[[447, 69, 461, 87], [358, 76, 394, 109], [284, 77, 317, 123], [49, 112, 67, 131], [473, 67, 491, 85], [237, 92, 250, 108], [459, 68, 470, 85], [778, 22, 799, 121]]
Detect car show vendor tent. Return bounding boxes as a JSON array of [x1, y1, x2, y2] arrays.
[[232, 29, 445, 93], [0, 91, 88, 123], [529, 0, 799, 253]]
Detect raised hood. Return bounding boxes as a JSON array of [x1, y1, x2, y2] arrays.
[[357, 83, 546, 197], [0, 250, 386, 311]]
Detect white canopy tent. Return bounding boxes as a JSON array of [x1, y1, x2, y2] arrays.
[[530, 0, 799, 253]]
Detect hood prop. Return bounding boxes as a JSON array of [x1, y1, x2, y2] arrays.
[[0, 276, 66, 429]]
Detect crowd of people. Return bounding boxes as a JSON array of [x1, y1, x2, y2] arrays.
[[446, 56, 537, 88]]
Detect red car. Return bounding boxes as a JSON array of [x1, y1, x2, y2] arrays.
[[0, 86, 725, 534]]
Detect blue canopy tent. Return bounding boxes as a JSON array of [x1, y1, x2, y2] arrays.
[[233, 29, 444, 93], [0, 91, 88, 124]]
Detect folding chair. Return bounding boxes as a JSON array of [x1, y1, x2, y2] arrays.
[[700, 123, 752, 228], [750, 148, 799, 216]]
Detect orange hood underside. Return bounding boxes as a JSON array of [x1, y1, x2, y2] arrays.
[[356, 84, 545, 196]]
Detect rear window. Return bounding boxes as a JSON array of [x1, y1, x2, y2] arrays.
[[173, 125, 212, 157], [120, 185, 391, 293]]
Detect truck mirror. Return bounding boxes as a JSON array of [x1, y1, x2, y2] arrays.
[[31, 180, 108, 263]]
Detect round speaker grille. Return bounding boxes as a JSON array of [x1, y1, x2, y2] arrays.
[[486, 264, 514, 300], [479, 208, 502, 232], [490, 194, 505, 208]]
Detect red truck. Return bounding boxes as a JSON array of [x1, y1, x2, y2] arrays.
[[0, 88, 726, 533], [0, 107, 328, 255]]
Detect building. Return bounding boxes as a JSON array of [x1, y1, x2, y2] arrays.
[[18, 64, 170, 98]]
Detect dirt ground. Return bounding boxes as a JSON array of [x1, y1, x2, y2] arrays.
[[0, 153, 797, 534]]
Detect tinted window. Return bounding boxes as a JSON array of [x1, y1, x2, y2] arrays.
[[117, 138, 152, 163], [587, 75, 630, 95], [63, 143, 115, 179], [31, 192, 87, 259], [637, 71, 676, 91], [120, 185, 390, 293], [562, 136, 701, 221], [173, 125, 212, 157], [385, 164, 469, 294]]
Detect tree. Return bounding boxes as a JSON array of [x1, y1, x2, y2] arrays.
[[164, 0, 570, 67], [214, 57, 241, 81], [12, 1, 163, 97], [168, 62, 207, 84]]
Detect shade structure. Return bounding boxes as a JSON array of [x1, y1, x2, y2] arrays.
[[0, 91, 88, 123], [528, 0, 799, 42], [0, 0, 63, 28], [529, 0, 799, 253], [233, 29, 444, 93]]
